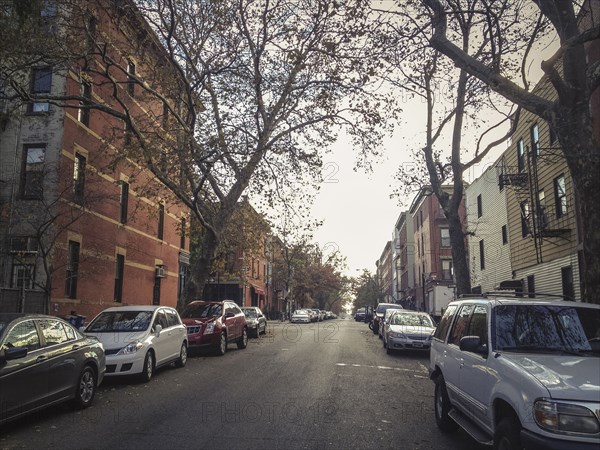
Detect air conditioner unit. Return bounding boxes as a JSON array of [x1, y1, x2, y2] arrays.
[[9, 237, 38, 254], [155, 266, 166, 278]]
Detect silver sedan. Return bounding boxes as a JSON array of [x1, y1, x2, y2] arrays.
[[383, 310, 436, 354]]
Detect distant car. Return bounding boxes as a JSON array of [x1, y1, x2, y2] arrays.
[[84, 305, 187, 382], [241, 306, 267, 337], [354, 308, 366, 322], [372, 303, 403, 334], [0, 313, 105, 425], [291, 309, 311, 323], [181, 300, 248, 356], [383, 310, 435, 353]]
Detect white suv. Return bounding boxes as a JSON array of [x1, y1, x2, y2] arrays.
[[429, 296, 600, 450]]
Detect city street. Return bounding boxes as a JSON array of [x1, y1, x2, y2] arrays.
[[0, 319, 482, 450]]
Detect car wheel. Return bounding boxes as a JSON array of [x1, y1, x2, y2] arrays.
[[386, 344, 392, 354], [237, 328, 248, 349], [494, 416, 522, 450], [74, 366, 96, 409], [175, 342, 187, 368], [434, 375, 458, 433], [141, 351, 154, 382], [383, 337, 387, 349], [261, 322, 267, 335], [215, 333, 227, 356]]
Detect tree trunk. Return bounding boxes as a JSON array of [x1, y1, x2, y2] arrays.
[[555, 109, 600, 304], [447, 208, 471, 296]]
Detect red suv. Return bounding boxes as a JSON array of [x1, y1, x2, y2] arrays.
[[181, 300, 248, 356]]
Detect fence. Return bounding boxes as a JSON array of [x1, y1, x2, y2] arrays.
[[0, 288, 46, 313]]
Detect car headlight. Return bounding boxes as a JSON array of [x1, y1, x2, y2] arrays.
[[204, 322, 216, 335], [534, 400, 600, 434], [389, 332, 406, 339], [117, 341, 143, 355]]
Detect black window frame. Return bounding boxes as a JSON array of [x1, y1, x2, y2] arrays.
[[501, 225, 508, 245], [28, 67, 52, 113], [479, 240, 485, 270], [561, 267, 575, 301], [530, 123, 540, 158], [65, 240, 80, 299], [554, 175, 567, 218], [517, 139, 525, 173], [158, 203, 165, 240], [127, 60, 136, 97], [20, 144, 46, 200], [73, 153, 86, 203], [119, 181, 129, 224], [114, 254, 125, 302], [477, 194, 483, 218], [78, 80, 92, 126], [180, 217, 186, 249]]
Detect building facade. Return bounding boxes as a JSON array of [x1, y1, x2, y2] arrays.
[[376, 241, 393, 303], [466, 159, 513, 293], [394, 211, 415, 309], [0, 1, 190, 318]]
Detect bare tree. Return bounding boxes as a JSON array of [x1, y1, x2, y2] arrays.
[[1, 0, 391, 308], [417, 0, 600, 303]]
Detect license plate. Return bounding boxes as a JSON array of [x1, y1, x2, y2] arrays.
[[412, 342, 423, 348]]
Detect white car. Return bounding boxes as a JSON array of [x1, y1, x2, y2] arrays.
[[291, 309, 311, 323], [84, 305, 187, 382], [430, 297, 600, 449]]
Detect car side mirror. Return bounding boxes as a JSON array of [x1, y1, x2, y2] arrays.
[[4, 346, 28, 361], [460, 336, 488, 356], [154, 324, 163, 335]]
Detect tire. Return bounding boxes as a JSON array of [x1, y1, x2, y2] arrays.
[[237, 328, 248, 349], [434, 375, 458, 432], [141, 351, 154, 382], [383, 337, 387, 349], [73, 366, 96, 409], [261, 322, 267, 335], [494, 416, 523, 450], [175, 342, 187, 368], [215, 332, 227, 356], [386, 345, 392, 354]]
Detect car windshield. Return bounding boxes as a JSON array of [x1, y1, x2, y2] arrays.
[[181, 303, 222, 318], [391, 313, 434, 327], [494, 304, 600, 354], [376, 304, 402, 313], [86, 311, 153, 332], [243, 309, 257, 318], [294, 310, 307, 315]]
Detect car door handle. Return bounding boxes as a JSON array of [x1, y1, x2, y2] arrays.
[[72, 344, 81, 351], [36, 355, 48, 363]]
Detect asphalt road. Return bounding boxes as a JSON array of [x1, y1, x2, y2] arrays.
[[0, 319, 484, 449]]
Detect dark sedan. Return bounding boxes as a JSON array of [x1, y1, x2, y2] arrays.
[[0, 313, 105, 425]]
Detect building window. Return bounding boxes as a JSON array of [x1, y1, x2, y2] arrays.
[[180, 217, 186, 249], [561, 266, 575, 301], [162, 101, 169, 129], [530, 124, 539, 158], [127, 60, 136, 96], [11, 264, 34, 289], [119, 181, 129, 224], [65, 241, 80, 299], [548, 122, 557, 144], [479, 240, 485, 270], [441, 259, 453, 280], [124, 121, 132, 146], [158, 203, 165, 240], [501, 225, 508, 245], [114, 254, 125, 303], [477, 194, 483, 218], [520, 200, 530, 237], [29, 67, 52, 113], [517, 139, 525, 172], [527, 274, 535, 298], [153, 277, 161, 305], [78, 81, 91, 126], [554, 175, 567, 218], [536, 190, 547, 230], [441, 228, 450, 247], [73, 153, 86, 203], [85, 14, 98, 54], [21, 144, 45, 199]]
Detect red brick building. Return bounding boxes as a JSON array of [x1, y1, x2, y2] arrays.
[[0, 1, 190, 319]]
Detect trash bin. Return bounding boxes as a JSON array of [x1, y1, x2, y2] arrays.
[[65, 314, 86, 328]]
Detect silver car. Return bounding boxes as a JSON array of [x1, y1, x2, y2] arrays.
[[241, 307, 267, 337], [291, 309, 311, 323], [383, 310, 436, 354]]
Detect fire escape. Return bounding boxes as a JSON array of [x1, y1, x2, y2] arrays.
[[498, 142, 571, 265]]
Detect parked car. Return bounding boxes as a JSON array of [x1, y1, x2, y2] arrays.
[[354, 308, 366, 322], [378, 307, 404, 339], [241, 306, 267, 337], [0, 313, 105, 424], [371, 303, 403, 334], [383, 310, 436, 353], [84, 305, 187, 382], [291, 309, 311, 324], [430, 296, 600, 450], [181, 300, 248, 356]]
